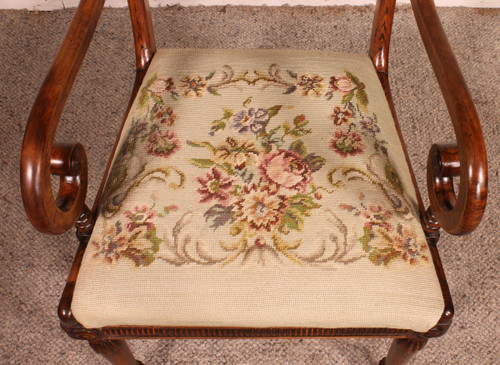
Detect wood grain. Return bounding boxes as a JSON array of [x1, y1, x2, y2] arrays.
[[411, 0, 488, 235], [20, 0, 105, 234]]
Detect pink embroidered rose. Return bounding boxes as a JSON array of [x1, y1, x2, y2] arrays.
[[147, 130, 180, 158], [196, 167, 235, 206], [329, 75, 354, 95], [259, 150, 312, 193], [330, 75, 354, 95], [236, 184, 287, 232], [148, 77, 175, 96]]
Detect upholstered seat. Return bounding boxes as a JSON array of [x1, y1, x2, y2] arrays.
[[72, 48, 444, 332]]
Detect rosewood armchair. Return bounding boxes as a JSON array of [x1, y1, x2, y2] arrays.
[[20, 0, 488, 364]]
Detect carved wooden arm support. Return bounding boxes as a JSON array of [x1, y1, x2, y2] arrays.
[[20, 0, 105, 234], [411, 0, 488, 235]]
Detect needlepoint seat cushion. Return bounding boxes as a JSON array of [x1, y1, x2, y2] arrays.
[[72, 49, 445, 332]]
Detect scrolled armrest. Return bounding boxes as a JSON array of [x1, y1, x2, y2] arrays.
[[20, 0, 105, 234], [411, 0, 488, 235]]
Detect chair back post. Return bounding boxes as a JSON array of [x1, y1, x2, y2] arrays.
[[128, 0, 157, 72], [369, 0, 396, 74]]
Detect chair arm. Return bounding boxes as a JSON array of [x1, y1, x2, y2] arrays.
[[20, 0, 105, 234], [410, 0, 488, 235]]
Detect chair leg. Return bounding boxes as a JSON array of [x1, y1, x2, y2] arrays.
[[89, 339, 141, 365], [379, 338, 428, 365]]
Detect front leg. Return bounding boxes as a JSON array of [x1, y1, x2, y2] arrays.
[[89, 339, 140, 365], [379, 338, 428, 365]]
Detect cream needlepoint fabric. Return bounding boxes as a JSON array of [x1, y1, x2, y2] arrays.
[[72, 49, 445, 332]]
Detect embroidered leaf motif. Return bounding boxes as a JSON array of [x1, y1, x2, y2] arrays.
[[210, 120, 226, 135], [284, 86, 297, 94], [356, 87, 368, 107], [267, 105, 282, 119], [280, 209, 303, 233], [289, 194, 321, 214], [138, 90, 149, 108], [304, 153, 326, 172], [151, 94, 164, 105], [206, 71, 215, 80], [345, 71, 361, 85], [280, 194, 321, 233], [290, 140, 307, 157], [204, 204, 237, 230], [342, 92, 354, 105], [187, 140, 216, 153], [283, 115, 311, 139], [287, 70, 298, 79], [190, 158, 214, 168], [207, 86, 221, 96]]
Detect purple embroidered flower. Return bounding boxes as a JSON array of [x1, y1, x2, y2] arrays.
[[147, 130, 180, 158], [230, 108, 269, 134], [197, 167, 235, 206], [359, 117, 380, 136], [329, 130, 365, 157], [259, 150, 312, 193]]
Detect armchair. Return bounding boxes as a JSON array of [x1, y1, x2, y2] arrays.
[[20, 0, 488, 364]]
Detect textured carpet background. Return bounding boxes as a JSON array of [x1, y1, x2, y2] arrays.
[[0, 5, 498, 364]]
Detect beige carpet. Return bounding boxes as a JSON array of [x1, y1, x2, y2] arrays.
[[0, 5, 499, 365]]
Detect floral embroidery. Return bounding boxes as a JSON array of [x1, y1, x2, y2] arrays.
[[185, 100, 333, 265], [92, 205, 166, 267], [230, 107, 269, 134], [93, 63, 427, 268], [100, 90, 184, 217], [152, 104, 177, 126], [330, 106, 354, 126], [148, 77, 175, 96], [197, 167, 235, 205], [147, 130, 180, 158], [329, 130, 365, 157], [138, 66, 368, 101], [259, 150, 312, 194], [340, 203, 429, 266], [297, 74, 324, 97], [235, 184, 288, 232], [181, 75, 207, 97], [326, 71, 368, 107]]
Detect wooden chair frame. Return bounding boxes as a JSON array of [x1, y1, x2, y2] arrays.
[[20, 0, 488, 364]]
